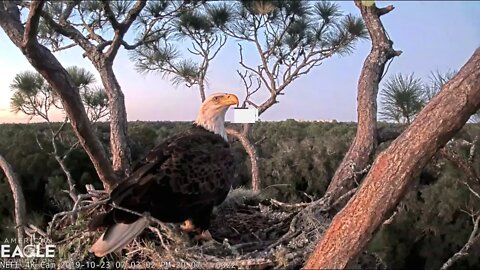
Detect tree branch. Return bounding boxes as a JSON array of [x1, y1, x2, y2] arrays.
[[22, 0, 45, 48], [40, 10, 98, 56], [0, 154, 27, 249], [377, 5, 394, 17], [438, 147, 480, 185], [59, 0, 81, 22], [101, 1, 121, 30], [440, 214, 480, 270], [105, 0, 146, 61], [305, 47, 480, 269], [1, 2, 120, 190], [324, 0, 402, 202]]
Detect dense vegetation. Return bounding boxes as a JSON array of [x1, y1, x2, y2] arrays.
[[1, 120, 479, 269]]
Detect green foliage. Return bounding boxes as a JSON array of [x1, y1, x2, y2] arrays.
[[379, 70, 480, 124], [379, 73, 425, 124], [10, 67, 109, 122], [424, 70, 457, 101], [66, 66, 96, 88], [10, 71, 55, 116], [1, 121, 480, 269], [206, 3, 233, 29], [132, 2, 230, 91], [366, 124, 480, 269], [230, 0, 367, 57]]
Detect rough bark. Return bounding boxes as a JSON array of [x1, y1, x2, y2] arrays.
[[97, 63, 132, 175], [0, 1, 119, 190], [305, 47, 480, 269], [226, 127, 261, 191], [325, 2, 401, 202], [0, 154, 27, 249]]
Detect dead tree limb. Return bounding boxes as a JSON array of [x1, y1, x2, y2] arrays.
[[325, 1, 402, 202], [0, 154, 27, 249], [305, 47, 480, 269], [440, 214, 480, 270], [226, 127, 260, 191]]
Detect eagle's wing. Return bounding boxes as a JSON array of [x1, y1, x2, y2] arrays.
[[104, 127, 234, 225]]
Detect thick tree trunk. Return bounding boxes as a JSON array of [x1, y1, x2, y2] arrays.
[[0, 2, 119, 190], [226, 127, 261, 191], [325, 2, 401, 202], [0, 154, 27, 249], [305, 47, 480, 269], [97, 62, 132, 176]]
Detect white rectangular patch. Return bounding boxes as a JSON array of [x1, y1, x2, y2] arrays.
[[232, 107, 258, 123]]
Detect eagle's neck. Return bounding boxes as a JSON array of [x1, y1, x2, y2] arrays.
[[194, 107, 228, 141]]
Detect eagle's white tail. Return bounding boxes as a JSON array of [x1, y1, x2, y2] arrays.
[[89, 217, 149, 257]]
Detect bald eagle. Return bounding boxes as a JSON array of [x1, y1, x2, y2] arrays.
[[89, 93, 239, 257]]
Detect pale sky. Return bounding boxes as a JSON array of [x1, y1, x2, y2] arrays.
[[0, 1, 479, 124]]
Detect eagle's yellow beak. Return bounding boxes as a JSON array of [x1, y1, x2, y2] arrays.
[[221, 94, 239, 106]]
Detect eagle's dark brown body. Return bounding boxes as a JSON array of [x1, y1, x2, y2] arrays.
[[89, 124, 235, 235]]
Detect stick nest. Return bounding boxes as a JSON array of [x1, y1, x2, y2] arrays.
[[42, 188, 385, 269]]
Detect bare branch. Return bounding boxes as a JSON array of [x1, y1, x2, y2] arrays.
[[23, 0, 45, 48], [0, 154, 27, 249], [438, 147, 480, 186], [105, 0, 147, 61], [237, 70, 261, 108], [377, 5, 395, 17], [440, 214, 480, 270], [226, 128, 261, 191], [52, 42, 78, 52], [40, 10, 98, 55], [101, 1, 121, 30], [59, 0, 81, 22], [469, 136, 478, 163]]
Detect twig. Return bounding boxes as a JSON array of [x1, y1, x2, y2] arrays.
[[147, 226, 174, 261], [48, 198, 109, 236], [440, 214, 480, 270], [270, 199, 310, 209], [468, 136, 478, 163]]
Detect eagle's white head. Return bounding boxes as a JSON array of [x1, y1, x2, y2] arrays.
[[195, 93, 239, 140]]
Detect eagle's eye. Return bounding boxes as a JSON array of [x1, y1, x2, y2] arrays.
[[213, 96, 219, 101]]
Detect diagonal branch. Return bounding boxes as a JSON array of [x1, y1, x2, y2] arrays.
[[440, 214, 480, 270], [101, 1, 121, 30], [40, 10, 98, 56], [22, 0, 45, 48], [105, 0, 146, 61]]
